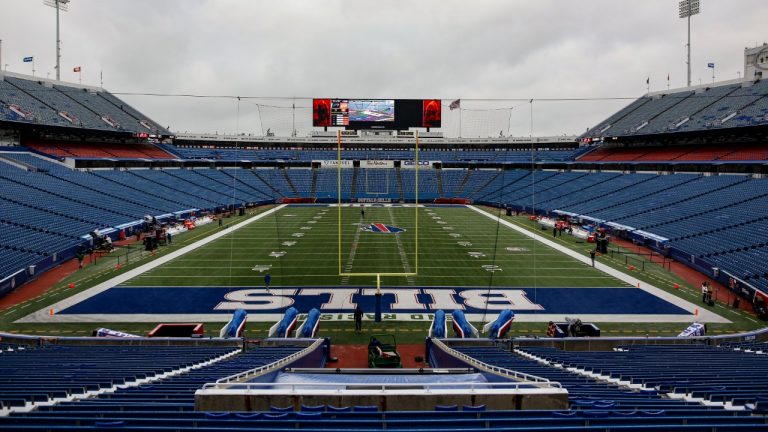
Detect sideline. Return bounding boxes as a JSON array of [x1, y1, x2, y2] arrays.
[[467, 205, 730, 324], [16, 205, 287, 323]]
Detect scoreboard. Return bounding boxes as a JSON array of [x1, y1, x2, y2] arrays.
[[313, 98, 441, 130]]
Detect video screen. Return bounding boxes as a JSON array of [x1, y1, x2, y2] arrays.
[[331, 99, 349, 126], [422, 99, 441, 128], [349, 99, 395, 122], [312, 99, 331, 127], [313, 99, 440, 129]]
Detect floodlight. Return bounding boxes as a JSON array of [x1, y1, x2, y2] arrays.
[[679, 0, 700, 87], [44, 0, 70, 81]]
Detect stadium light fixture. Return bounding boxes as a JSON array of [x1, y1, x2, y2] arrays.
[[679, 0, 700, 87], [43, 0, 70, 81]]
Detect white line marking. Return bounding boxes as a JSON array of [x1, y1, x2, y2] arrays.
[[467, 205, 731, 324], [16, 205, 288, 324]]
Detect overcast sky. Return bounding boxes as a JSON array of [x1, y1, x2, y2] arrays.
[[1, 0, 766, 137]]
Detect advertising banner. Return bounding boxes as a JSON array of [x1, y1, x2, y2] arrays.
[[315, 160, 353, 168], [360, 160, 394, 169]]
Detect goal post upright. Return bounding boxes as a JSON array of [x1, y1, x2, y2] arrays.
[[337, 129, 342, 276], [414, 129, 419, 274]]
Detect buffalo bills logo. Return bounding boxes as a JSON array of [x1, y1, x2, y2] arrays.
[[363, 223, 406, 234]]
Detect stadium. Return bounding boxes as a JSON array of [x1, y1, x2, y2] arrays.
[[1, 0, 768, 430]]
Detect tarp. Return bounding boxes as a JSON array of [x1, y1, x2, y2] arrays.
[[272, 371, 489, 390]]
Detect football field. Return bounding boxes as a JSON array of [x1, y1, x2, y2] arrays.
[[18, 204, 727, 325]]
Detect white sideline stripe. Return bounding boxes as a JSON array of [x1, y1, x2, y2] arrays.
[[16, 205, 287, 324], [467, 205, 730, 324]]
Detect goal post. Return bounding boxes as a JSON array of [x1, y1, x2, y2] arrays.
[[336, 129, 419, 278]]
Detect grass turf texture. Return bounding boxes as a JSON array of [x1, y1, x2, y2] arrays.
[[0, 205, 763, 341], [123, 206, 622, 288]]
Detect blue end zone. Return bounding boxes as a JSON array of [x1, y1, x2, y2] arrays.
[[58, 286, 689, 316]]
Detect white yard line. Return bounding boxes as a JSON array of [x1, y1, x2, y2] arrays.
[[387, 207, 415, 285], [16, 205, 287, 324], [467, 205, 730, 324], [340, 217, 364, 285]]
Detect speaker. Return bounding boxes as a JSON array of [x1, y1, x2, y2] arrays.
[[505, 208, 512, 216], [238, 207, 245, 216]]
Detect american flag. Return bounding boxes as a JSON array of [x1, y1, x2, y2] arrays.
[[449, 99, 461, 110]]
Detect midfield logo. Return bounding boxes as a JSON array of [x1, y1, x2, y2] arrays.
[[363, 223, 406, 234]]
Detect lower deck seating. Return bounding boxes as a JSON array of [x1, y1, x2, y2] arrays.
[[4, 408, 767, 431], [0, 344, 312, 429], [0, 344, 237, 410], [1, 341, 767, 430], [517, 345, 768, 409]]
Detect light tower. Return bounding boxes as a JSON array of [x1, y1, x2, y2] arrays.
[[44, 0, 70, 81], [679, 0, 700, 87]]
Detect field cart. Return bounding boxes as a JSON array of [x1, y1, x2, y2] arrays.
[[367, 334, 402, 368]]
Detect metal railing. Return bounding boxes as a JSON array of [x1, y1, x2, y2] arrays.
[[430, 339, 561, 388], [214, 338, 324, 385], [202, 380, 562, 393]]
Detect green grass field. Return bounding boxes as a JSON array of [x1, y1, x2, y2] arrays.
[[126, 205, 621, 289], [0, 204, 763, 342]]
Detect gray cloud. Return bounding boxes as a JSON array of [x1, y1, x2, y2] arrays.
[[1, 0, 766, 137]]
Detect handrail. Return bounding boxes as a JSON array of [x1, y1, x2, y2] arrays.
[[215, 338, 324, 384], [430, 338, 560, 387], [202, 380, 562, 392], [0, 268, 25, 285]]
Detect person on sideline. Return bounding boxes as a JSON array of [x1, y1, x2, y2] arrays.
[[546, 321, 558, 337], [354, 305, 364, 333]]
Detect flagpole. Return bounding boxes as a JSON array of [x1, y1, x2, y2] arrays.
[[459, 106, 462, 138], [78, 70, 81, 84], [32, 59, 35, 77]]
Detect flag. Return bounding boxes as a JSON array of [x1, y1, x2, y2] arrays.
[[73, 66, 81, 72], [707, 62, 715, 68], [23, 56, 33, 63], [449, 99, 461, 110], [646, 77, 649, 85], [667, 73, 670, 81]]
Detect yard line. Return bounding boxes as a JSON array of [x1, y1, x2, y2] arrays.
[[340, 213, 364, 285], [467, 205, 730, 324], [388, 206, 415, 285], [16, 204, 288, 324]]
